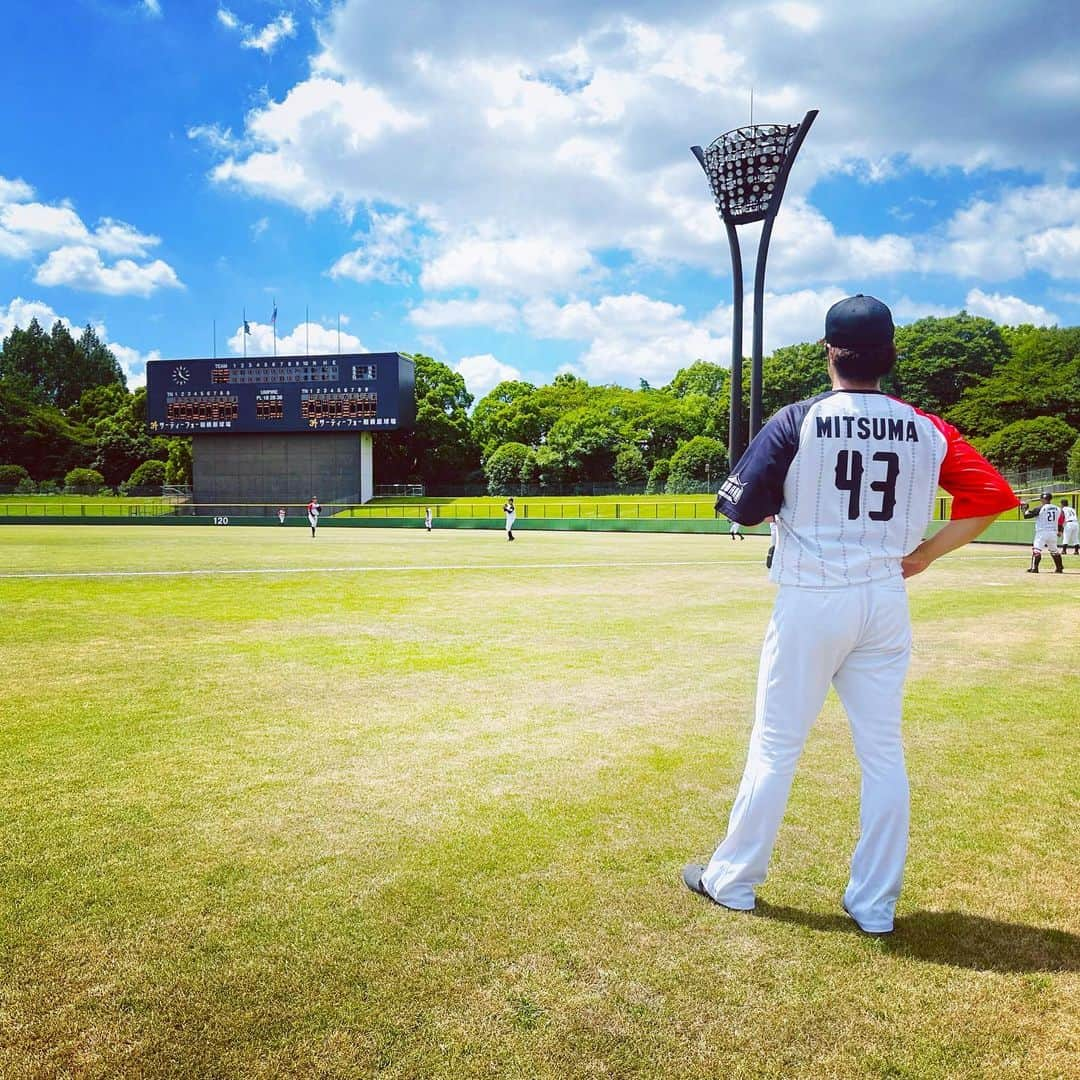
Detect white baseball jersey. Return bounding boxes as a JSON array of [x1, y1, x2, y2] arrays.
[[715, 390, 1017, 588], [1063, 506, 1079, 526], [1032, 503, 1059, 535]]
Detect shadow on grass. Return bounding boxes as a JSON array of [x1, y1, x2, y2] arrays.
[[755, 903, 1079, 972]]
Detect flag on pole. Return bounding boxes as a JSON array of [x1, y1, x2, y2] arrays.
[[271, 299, 277, 356], [243, 308, 249, 357]]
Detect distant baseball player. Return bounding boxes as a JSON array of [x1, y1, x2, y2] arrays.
[[1059, 497, 1078, 556], [306, 496, 321, 538], [503, 497, 516, 542], [424, 507, 433, 533], [1022, 492, 1063, 573], [766, 516, 779, 569], [278, 507, 287, 525], [682, 295, 1017, 935]]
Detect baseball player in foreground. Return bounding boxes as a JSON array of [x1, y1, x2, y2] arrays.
[[1022, 492, 1063, 573], [1058, 496, 1078, 556], [683, 295, 1018, 934]]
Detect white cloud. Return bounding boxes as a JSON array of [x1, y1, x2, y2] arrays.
[[524, 293, 728, 385], [251, 216, 270, 239], [931, 186, 1080, 282], [242, 12, 297, 54], [420, 232, 599, 296], [0, 297, 72, 339], [963, 288, 1059, 327], [329, 211, 416, 284], [142, 0, 162, 18], [226, 319, 365, 356], [34, 245, 183, 298], [455, 353, 522, 397], [0, 177, 34, 204], [108, 343, 160, 389], [217, 7, 239, 30], [408, 298, 519, 332], [0, 177, 178, 297], [0, 296, 155, 388], [190, 1, 1080, 344], [769, 3, 822, 32], [187, 122, 240, 154]]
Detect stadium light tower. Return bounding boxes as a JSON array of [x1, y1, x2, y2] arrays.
[[692, 109, 817, 466]]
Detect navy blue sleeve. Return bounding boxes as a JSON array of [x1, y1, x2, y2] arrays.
[[715, 400, 811, 525]]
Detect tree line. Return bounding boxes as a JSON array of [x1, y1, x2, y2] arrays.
[[2, 312, 1079, 496]]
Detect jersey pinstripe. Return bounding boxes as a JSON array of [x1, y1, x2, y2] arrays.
[[714, 390, 1018, 588]]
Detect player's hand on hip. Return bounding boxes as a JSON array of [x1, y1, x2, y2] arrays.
[[901, 547, 932, 579]]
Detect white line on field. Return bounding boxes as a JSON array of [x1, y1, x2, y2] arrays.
[[0, 552, 1043, 581], [1, 559, 737, 581]]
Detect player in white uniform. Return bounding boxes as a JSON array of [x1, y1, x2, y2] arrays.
[[1022, 493, 1063, 573], [1059, 497, 1078, 555], [682, 295, 1017, 934], [503, 497, 517, 541], [307, 496, 321, 538]]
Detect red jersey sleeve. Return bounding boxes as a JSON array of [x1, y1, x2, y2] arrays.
[[920, 412, 1020, 519]]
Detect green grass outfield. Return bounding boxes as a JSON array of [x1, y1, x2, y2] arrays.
[[1, 527, 1077, 1078]]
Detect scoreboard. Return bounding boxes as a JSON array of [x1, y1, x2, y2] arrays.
[[146, 352, 415, 435]]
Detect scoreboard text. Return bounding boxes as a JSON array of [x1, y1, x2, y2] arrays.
[[146, 353, 415, 435]]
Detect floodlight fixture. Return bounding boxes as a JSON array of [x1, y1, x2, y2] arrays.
[[692, 109, 817, 467]]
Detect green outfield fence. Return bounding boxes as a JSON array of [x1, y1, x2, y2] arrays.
[[2, 493, 1074, 546]]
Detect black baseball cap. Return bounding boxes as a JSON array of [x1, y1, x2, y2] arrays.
[[824, 295, 895, 348]]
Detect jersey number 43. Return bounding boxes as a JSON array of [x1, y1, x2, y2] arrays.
[[834, 450, 900, 521]]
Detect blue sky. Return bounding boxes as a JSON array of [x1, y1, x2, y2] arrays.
[[2, 0, 1078, 398]]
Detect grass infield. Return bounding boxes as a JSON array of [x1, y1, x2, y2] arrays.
[[1, 526, 1077, 1078]]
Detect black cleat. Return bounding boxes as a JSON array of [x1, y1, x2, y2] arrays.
[[842, 901, 893, 936], [681, 864, 751, 912]]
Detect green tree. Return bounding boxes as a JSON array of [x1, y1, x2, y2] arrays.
[[889, 313, 1009, 415], [0, 318, 53, 403], [761, 343, 830, 416], [645, 458, 670, 495], [470, 381, 542, 458], [375, 354, 479, 485], [666, 436, 728, 494], [1068, 436, 1080, 484], [545, 407, 621, 483], [613, 446, 647, 489], [947, 325, 1080, 437], [126, 459, 167, 489], [70, 324, 125, 405], [667, 360, 728, 399], [64, 467, 105, 494], [0, 381, 93, 480], [0, 463, 31, 492], [165, 440, 193, 485], [977, 417, 1078, 476], [484, 442, 534, 494]]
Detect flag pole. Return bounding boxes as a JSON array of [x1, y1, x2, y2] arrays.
[[212, 319, 216, 359], [243, 308, 247, 358], [272, 298, 277, 357], [337, 313, 341, 354], [306, 305, 309, 356]]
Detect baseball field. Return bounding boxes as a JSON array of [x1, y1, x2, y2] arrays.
[[1, 525, 1077, 1078]]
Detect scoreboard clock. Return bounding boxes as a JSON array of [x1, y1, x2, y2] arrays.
[[145, 352, 415, 434]]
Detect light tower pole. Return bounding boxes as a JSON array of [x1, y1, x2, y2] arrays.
[[692, 109, 817, 466]]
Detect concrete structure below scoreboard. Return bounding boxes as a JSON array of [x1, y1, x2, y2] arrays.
[[192, 431, 374, 511]]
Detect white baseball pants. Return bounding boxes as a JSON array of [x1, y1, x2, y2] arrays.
[[1032, 530, 1060, 555], [702, 580, 912, 932]]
